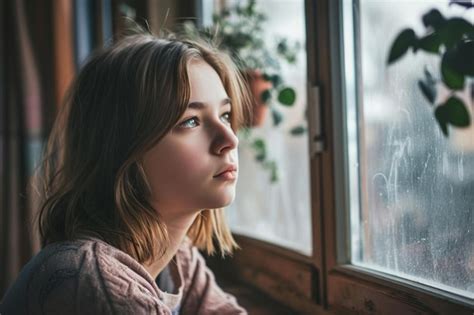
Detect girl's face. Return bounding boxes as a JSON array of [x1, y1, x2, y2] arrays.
[[142, 60, 239, 219]]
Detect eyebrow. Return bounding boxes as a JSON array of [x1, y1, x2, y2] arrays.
[[187, 97, 232, 110]]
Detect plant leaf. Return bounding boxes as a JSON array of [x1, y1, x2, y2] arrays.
[[252, 138, 265, 151], [441, 52, 465, 90], [277, 87, 296, 106], [255, 153, 266, 162], [418, 80, 436, 104], [422, 9, 446, 30], [438, 18, 474, 49], [290, 125, 307, 135], [434, 107, 449, 136], [417, 32, 442, 53], [271, 107, 283, 126], [449, 0, 474, 9], [270, 74, 282, 87], [387, 28, 417, 64], [423, 66, 436, 85], [456, 40, 474, 76], [444, 96, 471, 127], [270, 162, 278, 182], [238, 127, 251, 139], [263, 160, 278, 182], [262, 73, 272, 82], [434, 96, 471, 136], [261, 89, 272, 103]]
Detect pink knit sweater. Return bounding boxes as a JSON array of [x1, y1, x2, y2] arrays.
[[0, 236, 247, 314]]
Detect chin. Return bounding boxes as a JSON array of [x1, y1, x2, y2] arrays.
[[202, 179, 237, 208], [207, 191, 236, 209]]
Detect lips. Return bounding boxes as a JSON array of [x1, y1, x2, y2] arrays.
[[214, 164, 237, 177]]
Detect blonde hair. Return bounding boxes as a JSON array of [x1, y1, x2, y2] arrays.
[[36, 32, 252, 264]]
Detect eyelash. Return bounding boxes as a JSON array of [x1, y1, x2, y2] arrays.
[[179, 111, 232, 129]]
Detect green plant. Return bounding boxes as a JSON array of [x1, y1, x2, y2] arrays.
[[387, 1, 474, 137], [181, 0, 304, 183], [183, 1, 300, 111]]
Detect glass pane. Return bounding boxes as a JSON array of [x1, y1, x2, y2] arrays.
[[207, 0, 312, 255], [343, 0, 474, 298]]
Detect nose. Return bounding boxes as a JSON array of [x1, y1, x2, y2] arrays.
[[211, 122, 239, 155]]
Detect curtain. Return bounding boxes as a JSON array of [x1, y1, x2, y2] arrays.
[[0, 0, 51, 297]]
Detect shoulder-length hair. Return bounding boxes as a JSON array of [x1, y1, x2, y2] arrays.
[[36, 32, 252, 264]]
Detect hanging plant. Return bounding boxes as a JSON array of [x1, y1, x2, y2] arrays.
[[387, 1, 474, 137]]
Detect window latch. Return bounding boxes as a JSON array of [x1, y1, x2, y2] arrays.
[[308, 84, 325, 157]]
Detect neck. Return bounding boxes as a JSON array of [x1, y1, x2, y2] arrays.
[[143, 211, 198, 280]]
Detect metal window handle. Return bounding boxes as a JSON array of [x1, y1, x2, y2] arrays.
[[308, 84, 325, 157]]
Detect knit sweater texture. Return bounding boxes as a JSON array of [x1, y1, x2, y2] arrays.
[[0, 236, 246, 315]]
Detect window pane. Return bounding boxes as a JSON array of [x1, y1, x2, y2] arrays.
[[207, 0, 312, 255], [343, 0, 474, 298]]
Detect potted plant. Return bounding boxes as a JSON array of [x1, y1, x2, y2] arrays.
[[181, 0, 303, 182]]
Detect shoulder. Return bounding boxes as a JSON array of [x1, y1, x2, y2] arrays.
[[173, 237, 248, 315], [2, 238, 167, 315]]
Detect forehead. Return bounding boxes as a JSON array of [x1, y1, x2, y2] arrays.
[[187, 60, 228, 103]]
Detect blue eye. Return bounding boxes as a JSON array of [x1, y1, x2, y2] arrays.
[[222, 111, 232, 123], [179, 117, 199, 129], [178, 112, 232, 129]]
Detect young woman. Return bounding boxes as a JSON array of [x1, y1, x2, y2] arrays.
[[0, 32, 252, 314]]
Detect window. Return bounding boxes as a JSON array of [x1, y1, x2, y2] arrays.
[[341, 0, 473, 299], [204, 0, 312, 255]]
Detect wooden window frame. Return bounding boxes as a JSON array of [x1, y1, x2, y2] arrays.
[[206, 0, 474, 314]]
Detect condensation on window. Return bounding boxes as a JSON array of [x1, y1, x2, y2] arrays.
[[344, 0, 474, 298]]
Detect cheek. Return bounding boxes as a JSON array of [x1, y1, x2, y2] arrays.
[[168, 140, 209, 178], [143, 139, 209, 190], [172, 149, 207, 179]]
